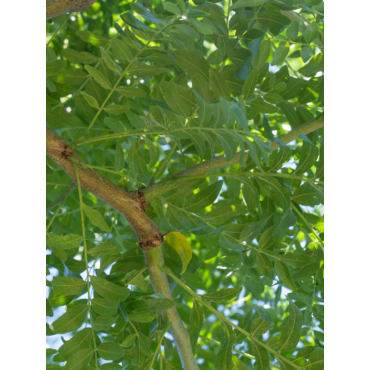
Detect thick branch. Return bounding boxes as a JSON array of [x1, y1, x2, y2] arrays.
[[46, 0, 98, 20], [46, 128, 199, 369], [145, 248, 200, 370], [143, 115, 324, 202], [46, 128, 163, 249]]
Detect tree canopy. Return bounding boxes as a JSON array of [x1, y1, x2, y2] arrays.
[[46, 1, 324, 370]]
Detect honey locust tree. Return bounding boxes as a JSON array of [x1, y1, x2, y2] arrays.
[[46, 1, 324, 370]]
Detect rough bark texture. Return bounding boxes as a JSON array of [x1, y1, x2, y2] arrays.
[[46, 128, 163, 249], [46, 128, 200, 369], [46, 0, 98, 20]]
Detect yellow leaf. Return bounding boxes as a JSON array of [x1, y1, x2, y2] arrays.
[[165, 232, 192, 274]]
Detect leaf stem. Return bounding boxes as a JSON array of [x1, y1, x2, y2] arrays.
[[291, 203, 324, 249], [149, 322, 171, 370], [200, 336, 281, 369], [68, 158, 146, 186], [46, 185, 75, 232], [123, 266, 148, 287], [150, 142, 177, 185], [163, 266, 303, 370], [47, 13, 71, 47], [76, 15, 181, 142], [178, 172, 323, 184], [73, 162, 99, 366]]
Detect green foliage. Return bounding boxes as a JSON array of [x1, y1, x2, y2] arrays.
[[46, 1, 324, 369]]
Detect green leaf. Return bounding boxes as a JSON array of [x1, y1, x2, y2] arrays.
[[122, 333, 137, 347], [116, 86, 146, 97], [103, 104, 129, 115], [80, 91, 99, 109], [215, 322, 235, 370], [292, 182, 322, 206], [46, 299, 53, 317], [163, 2, 182, 15], [209, 68, 231, 101], [127, 62, 169, 77], [189, 298, 204, 354], [286, 21, 299, 41], [46, 60, 66, 76], [259, 225, 278, 250], [91, 276, 130, 301], [121, 10, 153, 30], [128, 312, 157, 323], [104, 117, 126, 133], [251, 340, 270, 370], [298, 53, 324, 77], [131, 2, 170, 24], [240, 216, 272, 242], [230, 0, 268, 10], [58, 328, 92, 360], [138, 333, 151, 356], [258, 10, 291, 36], [50, 304, 88, 334], [46, 77, 56, 92], [219, 233, 243, 251], [83, 205, 110, 233], [98, 342, 124, 360], [201, 287, 242, 302], [240, 178, 261, 215], [163, 80, 195, 117], [252, 317, 273, 335], [264, 92, 283, 104], [242, 68, 259, 101], [84, 65, 112, 89], [279, 300, 303, 352], [295, 135, 319, 174], [100, 47, 122, 74], [111, 38, 132, 61], [193, 74, 212, 101], [279, 253, 316, 268], [91, 298, 119, 315], [183, 180, 223, 213], [275, 260, 297, 291], [256, 40, 271, 69], [269, 141, 292, 171], [76, 30, 109, 45], [301, 46, 313, 63], [204, 204, 246, 225], [174, 50, 210, 82], [256, 252, 274, 278], [52, 277, 86, 296], [255, 176, 291, 210], [279, 101, 301, 128], [250, 98, 278, 114], [127, 298, 176, 313], [307, 347, 324, 370], [63, 48, 99, 64], [303, 22, 319, 44], [165, 232, 193, 274], [115, 145, 125, 172], [64, 348, 94, 370], [272, 42, 290, 65], [94, 315, 117, 331], [46, 234, 82, 250]]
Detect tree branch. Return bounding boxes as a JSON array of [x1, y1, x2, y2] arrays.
[[143, 115, 324, 202], [46, 128, 199, 370], [46, 0, 98, 20], [46, 128, 163, 249]]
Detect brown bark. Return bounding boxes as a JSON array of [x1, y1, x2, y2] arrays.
[[46, 128, 163, 249], [46, 0, 98, 20]]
